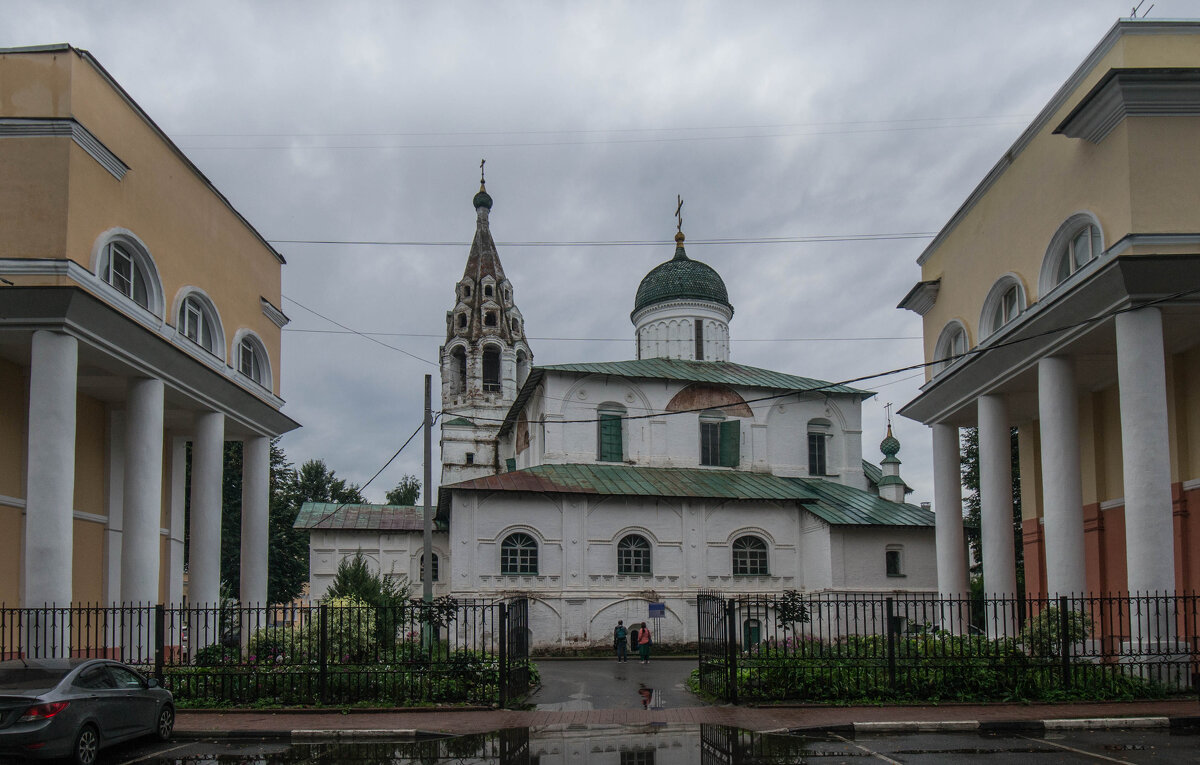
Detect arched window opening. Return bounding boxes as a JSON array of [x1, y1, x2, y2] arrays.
[[484, 284, 494, 297], [236, 333, 270, 389], [694, 319, 705, 360], [732, 535, 769, 576], [482, 346, 501, 392], [462, 283, 472, 298], [451, 346, 467, 393], [102, 241, 151, 308], [617, 534, 651, 575], [511, 318, 519, 333], [981, 276, 1026, 337], [598, 404, 626, 462], [934, 321, 969, 374], [1041, 214, 1104, 296], [179, 295, 217, 354], [886, 545, 904, 577], [501, 532, 538, 575], [485, 311, 497, 327], [1056, 224, 1100, 285], [420, 553, 439, 582], [516, 350, 530, 388], [457, 313, 467, 329]]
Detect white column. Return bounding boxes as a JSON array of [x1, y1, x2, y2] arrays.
[[104, 410, 126, 605], [1116, 308, 1175, 596], [120, 378, 165, 606], [24, 331, 78, 612], [188, 412, 225, 608], [932, 424, 968, 598], [978, 395, 1018, 609], [1038, 356, 1086, 596], [167, 437, 188, 607], [240, 436, 270, 606]]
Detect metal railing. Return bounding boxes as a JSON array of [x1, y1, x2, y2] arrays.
[[1, 598, 531, 707], [697, 591, 1200, 702]]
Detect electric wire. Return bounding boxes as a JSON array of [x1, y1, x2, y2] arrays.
[[282, 294, 438, 367], [269, 232, 937, 248], [305, 416, 435, 529], [283, 327, 922, 343]]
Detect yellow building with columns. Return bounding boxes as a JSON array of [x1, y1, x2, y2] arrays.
[[900, 19, 1200, 608], [0, 45, 299, 611]]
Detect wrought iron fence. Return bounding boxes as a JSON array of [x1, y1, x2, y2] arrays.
[[1, 598, 531, 707], [697, 591, 1200, 703]]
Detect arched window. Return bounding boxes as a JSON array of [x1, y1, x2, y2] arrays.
[[933, 320, 969, 374], [457, 313, 467, 329], [451, 346, 467, 393], [732, 535, 768, 576], [617, 534, 651, 575], [94, 231, 163, 315], [501, 532, 538, 575], [482, 345, 501, 392], [598, 403, 626, 462], [807, 418, 831, 476], [235, 332, 270, 389], [485, 311, 497, 327], [462, 284, 472, 298], [484, 284, 494, 298], [516, 349, 530, 388], [980, 276, 1026, 337], [420, 553, 439, 582], [177, 292, 222, 355], [1041, 214, 1103, 295]]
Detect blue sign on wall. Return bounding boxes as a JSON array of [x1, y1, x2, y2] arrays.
[[648, 602, 665, 619]]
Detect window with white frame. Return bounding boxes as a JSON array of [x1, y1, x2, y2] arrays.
[[617, 534, 651, 575], [807, 418, 831, 476], [500, 532, 538, 575], [101, 240, 154, 309], [732, 535, 769, 575], [238, 335, 269, 388], [178, 294, 219, 354], [933, 321, 969, 374], [981, 276, 1026, 337], [1041, 215, 1103, 295]]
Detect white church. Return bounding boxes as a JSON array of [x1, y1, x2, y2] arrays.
[[302, 180, 939, 647]]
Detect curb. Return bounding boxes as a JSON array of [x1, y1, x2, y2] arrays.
[[793, 715, 1200, 735], [175, 728, 440, 741]]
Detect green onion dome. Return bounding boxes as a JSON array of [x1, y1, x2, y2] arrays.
[[473, 185, 493, 210], [880, 426, 901, 457], [632, 233, 732, 317]]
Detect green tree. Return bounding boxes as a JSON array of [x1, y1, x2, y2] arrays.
[[294, 459, 366, 505], [385, 474, 421, 506], [960, 426, 1024, 590]]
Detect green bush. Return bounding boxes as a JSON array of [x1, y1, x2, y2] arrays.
[[1020, 605, 1093, 658]]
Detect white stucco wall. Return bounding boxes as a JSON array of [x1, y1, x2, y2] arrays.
[[308, 529, 451, 602]]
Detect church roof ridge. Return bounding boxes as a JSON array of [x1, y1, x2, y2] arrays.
[[439, 463, 933, 527], [536, 358, 872, 395], [294, 502, 447, 531]]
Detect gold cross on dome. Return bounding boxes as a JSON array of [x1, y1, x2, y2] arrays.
[[675, 195, 684, 234]]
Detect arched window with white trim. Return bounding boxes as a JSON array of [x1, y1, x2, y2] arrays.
[[500, 532, 538, 575], [617, 534, 651, 575], [234, 331, 271, 389], [1040, 213, 1103, 296], [93, 230, 164, 316], [933, 320, 969, 374], [980, 275, 1027, 338], [732, 535, 769, 576], [175, 290, 223, 357]]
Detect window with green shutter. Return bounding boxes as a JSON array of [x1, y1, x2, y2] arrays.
[[598, 413, 623, 462], [719, 419, 740, 467]]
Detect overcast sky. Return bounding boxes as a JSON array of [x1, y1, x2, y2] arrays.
[[3, 1, 1180, 505]]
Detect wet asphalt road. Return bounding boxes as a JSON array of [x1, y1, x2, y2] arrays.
[[54, 724, 1200, 764], [529, 656, 704, 710]]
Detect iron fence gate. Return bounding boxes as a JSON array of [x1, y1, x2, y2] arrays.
[[697, 590, 736, 702], [499, 596, 530, 707]]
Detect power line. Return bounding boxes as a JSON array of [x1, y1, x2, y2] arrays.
[[283, 328, 922, 343], [174, 114, 1035, 139], [269, 232, 937, 248], [282, 295, 438, 367], [441, 285, 1200, 426]]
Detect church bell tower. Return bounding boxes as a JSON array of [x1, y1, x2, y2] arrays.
[[439, 166, 532, 483]]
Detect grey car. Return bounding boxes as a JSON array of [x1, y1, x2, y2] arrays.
[[0, 658, 173, 764]]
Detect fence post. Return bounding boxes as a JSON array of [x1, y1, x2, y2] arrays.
[[1059, 595, 1071, 690], [499, 603, 509, 708], [886, 598, 897, 690], [154, 605, 165, 684], [318, 604, 328, 705], [725, 598, 738, 704]]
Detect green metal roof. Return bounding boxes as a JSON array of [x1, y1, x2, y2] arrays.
[[861, 459, 913, 493], [441, 463, 933, 527], [537, 358, 871, 395], [633, 245, 732, 315], [294, 502, 446, 532]]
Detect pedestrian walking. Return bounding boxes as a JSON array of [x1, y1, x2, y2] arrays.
[[637, 622, 652, 664], [613, 620, 628, 663]]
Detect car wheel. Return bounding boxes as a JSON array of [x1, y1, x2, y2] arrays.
[[73, 724, 100, 765], [155, 705, 175, 741]]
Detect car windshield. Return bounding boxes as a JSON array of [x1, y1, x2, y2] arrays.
[[0, 667, 70, 692]]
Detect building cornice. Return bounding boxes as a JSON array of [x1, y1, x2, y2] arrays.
[[916, 20, 1200, 267], [897, 279, 941, 315], [260, 297, 290, 328], [1054, 68, 1200, 143], [0, 117, 128, 179]]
